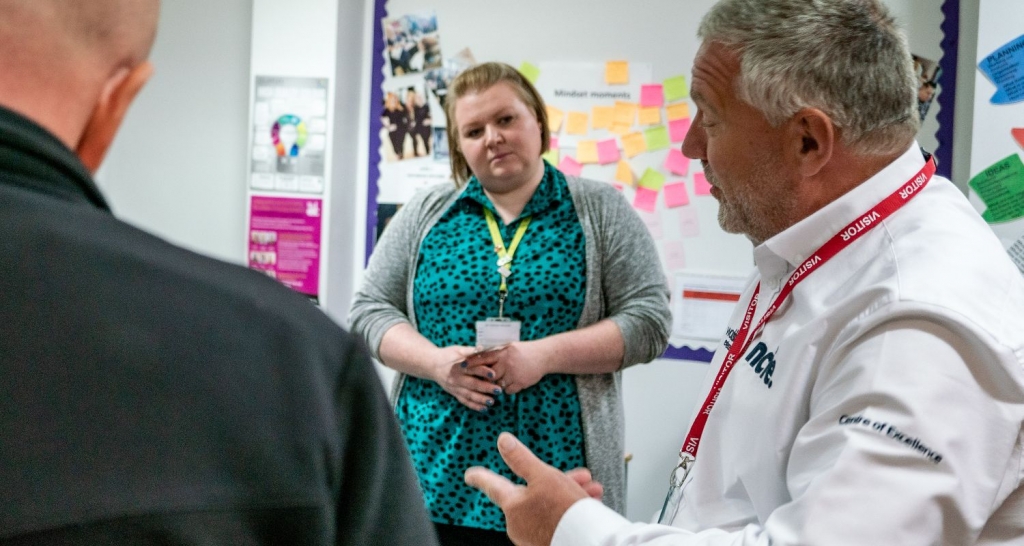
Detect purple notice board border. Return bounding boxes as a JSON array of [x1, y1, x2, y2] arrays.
[[363, 0, 961, 363], [935, 0, 959, 181]]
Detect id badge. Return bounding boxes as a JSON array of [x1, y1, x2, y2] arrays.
[[658, 482, 684, 525], [475, 318, 521, 350], [657, 456, 693, 525]]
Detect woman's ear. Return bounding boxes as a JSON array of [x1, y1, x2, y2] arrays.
[[75, 62, 154, 173], [787, 108, 834, 178]]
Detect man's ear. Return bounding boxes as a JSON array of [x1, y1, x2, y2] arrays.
[[76, 61, 154, 173], [786, 108, 834, 178]]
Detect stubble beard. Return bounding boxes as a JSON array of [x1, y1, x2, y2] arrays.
[[706, 159, 795, 245]]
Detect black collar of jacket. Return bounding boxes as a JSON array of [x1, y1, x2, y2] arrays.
[[0, 104, 110, 212]]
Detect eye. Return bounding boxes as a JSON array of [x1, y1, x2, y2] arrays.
[[498, 115, 514, 125], [464, 127, 482, 138], [694, 109, 716, 129]]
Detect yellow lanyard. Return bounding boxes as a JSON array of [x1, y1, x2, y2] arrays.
[[483, 208, 531, 318]]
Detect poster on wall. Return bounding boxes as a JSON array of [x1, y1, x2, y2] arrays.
[[968, 3, 1024, 258], [375, 9, 455, 206], [250, 76, 329, 194], [248, 196, 323, 302]]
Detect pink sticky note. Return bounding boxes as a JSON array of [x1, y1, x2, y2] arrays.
[[640, 84, 665, 108], [596, 139, 621, 165], [677, 206, 700, 237], [669, 118, 691, 142], [664, 148, 690, 175], [663, 182, 690, 208], [613, 183, 624, 192], [633, 187, 658, 213], [661, 242, 687, 270], [550, 136, 559, 149], [637, 209, 663, 238], [694, 173, 712, 196], [558, 156, 584, 177]]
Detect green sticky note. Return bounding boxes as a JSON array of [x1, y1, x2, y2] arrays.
[[644, 126, 670, 151], [969, 153, 1024, 223], [638, 168, 666, 191], [519, 61, 541, 84], [542, 148, 560, 166], [664, 75, 689, 102]]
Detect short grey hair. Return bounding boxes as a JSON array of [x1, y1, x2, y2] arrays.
[[699, 0, 919, 156]]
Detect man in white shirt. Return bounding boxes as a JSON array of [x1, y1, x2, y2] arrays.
[[465, 1, 1024, 544]]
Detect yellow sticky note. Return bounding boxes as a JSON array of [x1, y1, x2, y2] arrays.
[[609, 123, 632, 136], [542, 148, 560, 166], [615, 160, 635, 185], [546, 105, 565, 133], [519, 61, 541, 84], [666, 102, 690, 121], [566, 111, 589, 135], [592, 106, 614, 130], [613, 101, 637, 126], [638, 106, 661, 126], [605, 60, 629, 84], [577, 140, 599, 164], [622, 131, 647, 158]]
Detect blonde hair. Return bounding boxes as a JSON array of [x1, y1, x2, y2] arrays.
[[444, 62, 550, 186]]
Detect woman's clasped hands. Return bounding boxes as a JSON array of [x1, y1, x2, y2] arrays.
[[431, 341, 551, 412]]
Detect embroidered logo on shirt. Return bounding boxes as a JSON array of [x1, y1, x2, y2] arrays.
[[839, 414, 943, 464], [744, 341, 775, 388]]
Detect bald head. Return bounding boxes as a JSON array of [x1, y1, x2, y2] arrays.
[[0, 0, 160, 152]]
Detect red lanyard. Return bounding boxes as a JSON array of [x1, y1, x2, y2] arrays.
[[679, 158, 935, 461]]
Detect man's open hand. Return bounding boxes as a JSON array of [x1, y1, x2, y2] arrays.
[[464, 433, 602, 546]]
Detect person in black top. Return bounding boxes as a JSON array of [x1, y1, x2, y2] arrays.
[[406, 87, 433, 157], [0, 1, 436, 544]]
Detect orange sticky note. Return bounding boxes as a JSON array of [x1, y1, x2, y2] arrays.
[[576, 140, 599, 164], [638, 106, 661, 126], [622, 132, 647, 158], [615, 160, 634, 185], [609, 122, 632, 136], [592, 106, 614, 130], [566, 111, 589, 135], [613, 101, 637, 126], [666, 102, 690, 121], [546, 105, 565, 132], [605, 60, 629, 84]]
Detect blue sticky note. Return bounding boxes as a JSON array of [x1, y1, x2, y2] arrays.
[[979, 34, 1024, 105]]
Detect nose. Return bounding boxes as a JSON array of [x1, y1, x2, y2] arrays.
[[484, 124, 503, 147], [681, 111, 706, 161]]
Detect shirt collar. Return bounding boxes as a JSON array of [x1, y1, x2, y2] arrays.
[[754, 142, 926, 285], [460, 161, 564, 222], [0, 104, 110, 211]]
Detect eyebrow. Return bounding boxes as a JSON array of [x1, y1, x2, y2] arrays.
[[689, 89, 718, 116]]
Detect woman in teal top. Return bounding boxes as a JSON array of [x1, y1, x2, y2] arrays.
[[351, 62, 671, 546]]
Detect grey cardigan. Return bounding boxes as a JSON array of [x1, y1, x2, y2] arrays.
[[350, 175, 671, 514]]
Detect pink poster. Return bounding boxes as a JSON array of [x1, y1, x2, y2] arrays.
[[248, 196, 323, 298]]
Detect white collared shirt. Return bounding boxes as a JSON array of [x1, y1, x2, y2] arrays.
[[554, 144, 1024, 545]]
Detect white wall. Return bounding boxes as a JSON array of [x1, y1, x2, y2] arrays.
[[97, 0, 982, 525], [98, 0, 253, 265]]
